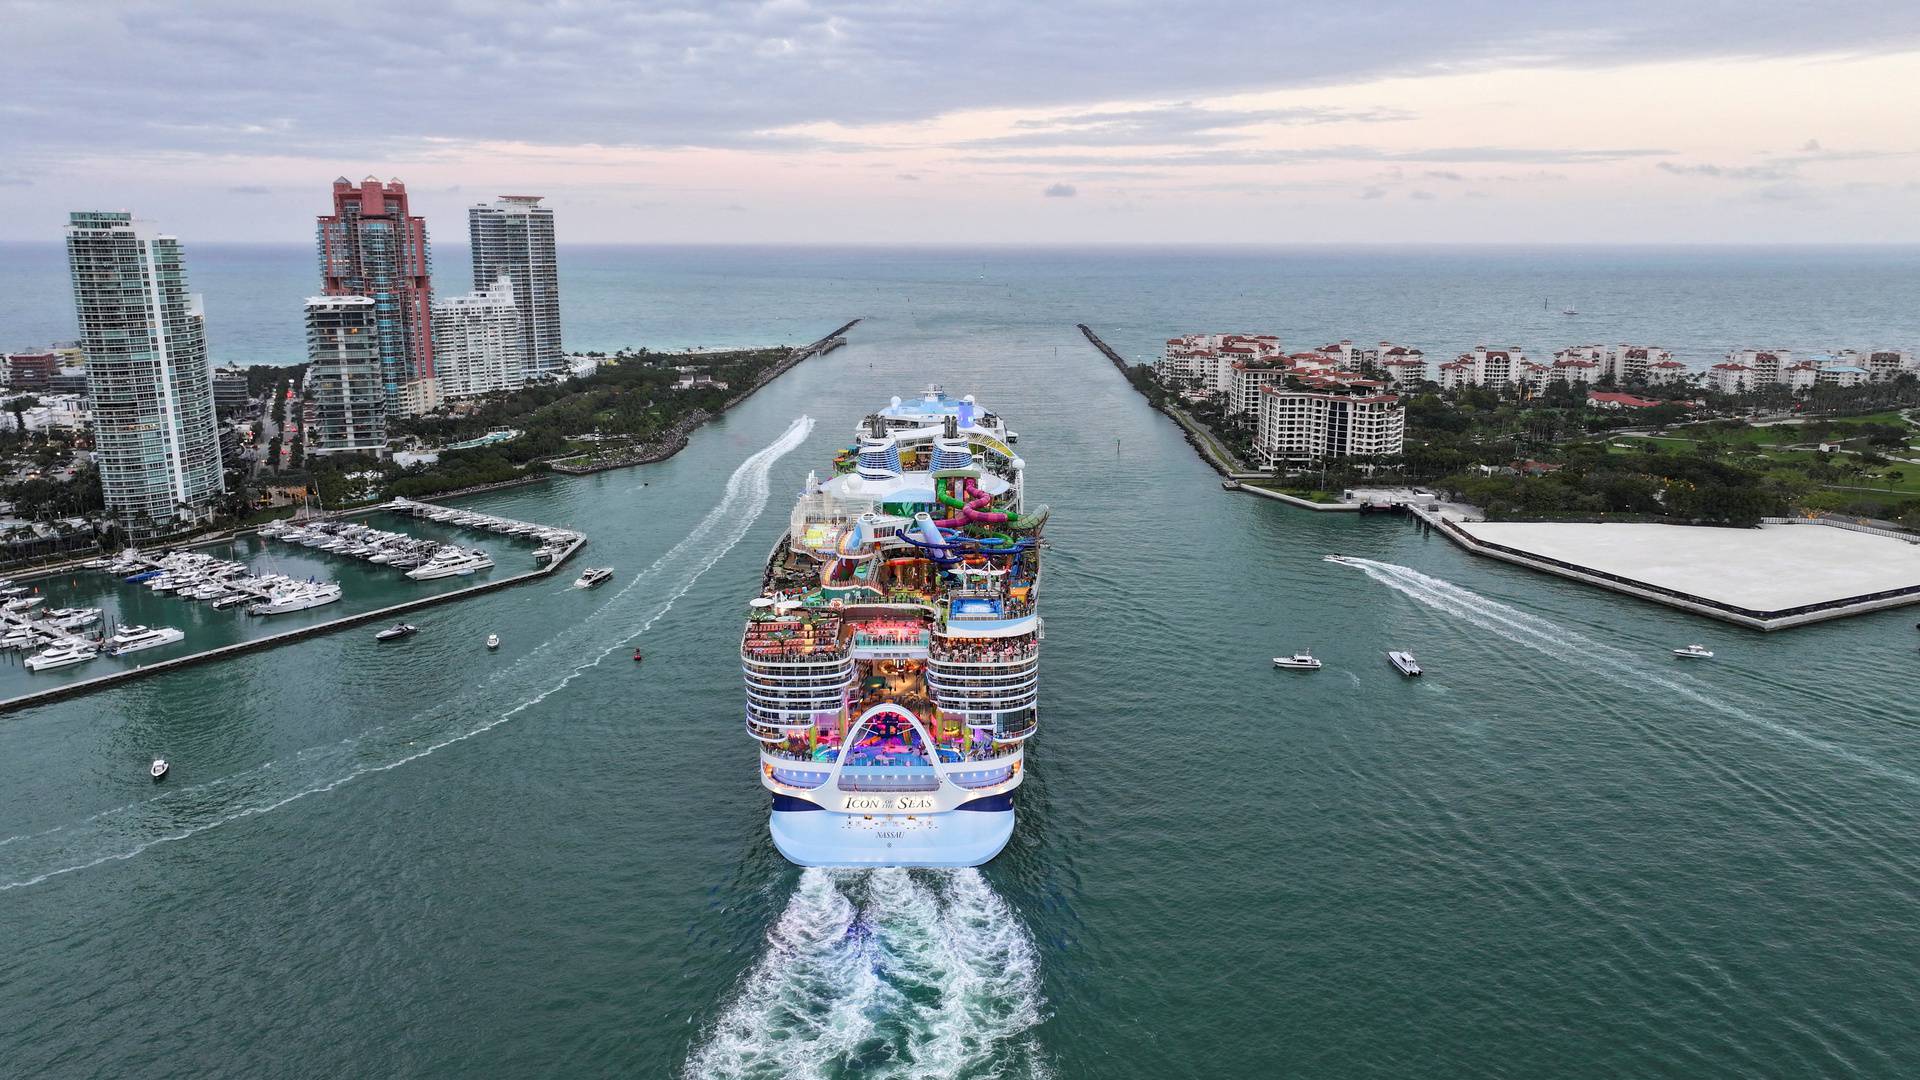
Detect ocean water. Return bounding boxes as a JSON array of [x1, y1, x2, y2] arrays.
[[1, 246, 1919, 1077]]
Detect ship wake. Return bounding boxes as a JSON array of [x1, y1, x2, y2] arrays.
[[0, 417, 815, 891], [1334, 557, 1920, 789], [685, 867, 1050, 1080]]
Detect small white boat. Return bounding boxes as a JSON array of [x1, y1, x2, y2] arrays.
[[486, 633, 500, 650], [1673, 644, 1714, 659], [375, 623, 418, 642], [150, 758, 169, 782], [1322, 554, 1356, 565], [1387, 650, 1423, 677], [573, 567, 614, 589], [1273, 652, 1322, 670]]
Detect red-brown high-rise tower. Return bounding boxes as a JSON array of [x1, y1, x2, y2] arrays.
[[316, 176, 436, 419]]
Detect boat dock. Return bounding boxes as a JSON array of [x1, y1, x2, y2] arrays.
[[0, 529, 587, 715]]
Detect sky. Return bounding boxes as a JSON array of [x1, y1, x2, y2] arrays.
[[3, 0, 1919, 245]]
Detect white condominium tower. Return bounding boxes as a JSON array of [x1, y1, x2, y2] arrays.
[[431, 276, 528, 400], [304, 295, 387, 454], [468, 195, 561, 381], [66, 211, 225, 535]]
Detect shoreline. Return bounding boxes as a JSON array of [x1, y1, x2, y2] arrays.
[[1077, 323, 1250, 478], [546, 319, 859, 476]]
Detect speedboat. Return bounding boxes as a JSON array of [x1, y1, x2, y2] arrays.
[[1673, 644, 1714, 659], [375, 623, 418, 642], [486, 633, 500, 650], [574, 567, 614, 589], [3, 596, 43, 613], [1387, 650, 1423, 676], [150, 758, 169, 782], [1322, 554, 1355, 565], [25, 644, 99, 671], [1273, 652, 1322, 670]]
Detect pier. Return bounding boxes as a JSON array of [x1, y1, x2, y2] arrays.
[[0, 509, 587, 715], [1407, 504, 1920, 630]]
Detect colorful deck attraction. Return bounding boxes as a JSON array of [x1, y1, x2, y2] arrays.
[[742, 387, 1047, 866]]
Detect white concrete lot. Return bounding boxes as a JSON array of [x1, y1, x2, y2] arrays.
[[1456, 522, 1920, 611]]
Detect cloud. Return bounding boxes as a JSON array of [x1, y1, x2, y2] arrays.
[[971, 102, 1411, 148], [1042, 183, 1077, 198], [0, 176, 32, 188], [227, 184, 272, 195], [1359, 187, 1386, 200], [1409, 190, 1437, 200], [896, 173, 920, 181], [4, 2, 1916, 160], [967, 145, 1669, 169], [1424, 170, 1466, 181], [1657, 161, 1790, 181], [1802, 138, 1822, 152]]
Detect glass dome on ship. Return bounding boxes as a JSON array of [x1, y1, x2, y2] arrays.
[[742, 386, 1049, 867]]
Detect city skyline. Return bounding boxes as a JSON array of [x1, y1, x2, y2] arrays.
[[2, 3, 1918, 244]]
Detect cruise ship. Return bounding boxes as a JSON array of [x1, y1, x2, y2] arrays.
[[743, 388, 1047, 867]]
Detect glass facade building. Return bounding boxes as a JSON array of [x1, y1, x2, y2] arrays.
[[468, 196, 562, 381], [303, 296, 386, 454], [66, 211, 225, 536]]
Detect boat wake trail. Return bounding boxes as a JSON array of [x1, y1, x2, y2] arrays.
[[0, 417, 815, 891], [685, 868, 1050, 1080], [1335, 558, 1920, 789]]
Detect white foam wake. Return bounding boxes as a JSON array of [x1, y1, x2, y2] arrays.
[[1335, 557, 1920, 789], [0, 417, 815, 891], [685, 868, 1050, 1080]]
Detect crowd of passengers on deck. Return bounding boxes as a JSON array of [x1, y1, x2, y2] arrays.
[[930, 636, 1038, 663]]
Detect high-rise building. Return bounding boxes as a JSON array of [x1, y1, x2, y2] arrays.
[[318, 177, 437, 414], [303, 296, 387, 454], [431, 276, 527, 400], [468, 195, 561, 381], [66, 211, 225, 535]]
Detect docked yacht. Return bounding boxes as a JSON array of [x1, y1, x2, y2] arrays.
[[573, 567, 614, 589], [2, 596, 44, 613], [1273, 651, 1323, 670], [1387, 650, 1423, 676], [106, 625, 185, 654], [247, 582, 343, 615], [25, 644, 98, 671], [1672, 644, 1714, 659], [46, 607, 102, 630], [406, 549, 491, 580]]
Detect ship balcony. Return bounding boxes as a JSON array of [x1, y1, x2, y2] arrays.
[[930, 684, 1038, 710], [743, 669, 853, 693], [945, 707, 1039, 742], [740, 648, 852, 672], [925, 669, 1038, 693], [746, 686, 847, 711], [745, 703, 835, 732]]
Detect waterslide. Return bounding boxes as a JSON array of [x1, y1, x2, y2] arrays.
[[934, 475, 1009, 529]]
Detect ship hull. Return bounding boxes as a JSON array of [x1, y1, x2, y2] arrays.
[[768, 794, 1015, 868]]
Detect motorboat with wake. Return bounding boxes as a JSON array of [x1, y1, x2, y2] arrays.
[[375, 623, 418, 642], [573, 567, 614, 589], [1672, 644, 1714, 659], [1387, 650, 1423, 676], [1273, 651, 1322, 670]]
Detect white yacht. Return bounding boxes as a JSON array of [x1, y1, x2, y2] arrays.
[[1273, 651, 1323, 670], [106, 625, 186, 654], [26, 644, 98, 671], [247, 582, 343, 615], [1388, 650, 1423, 676], [486, 633, 500, 650], [1673, 644, 1714, 659], [573, 567, 614, 589]]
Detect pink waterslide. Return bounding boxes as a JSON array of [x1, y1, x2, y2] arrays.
[[937, 476, 1008, 528]]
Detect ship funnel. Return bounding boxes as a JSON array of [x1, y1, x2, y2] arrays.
[[856, 434, 902, 480]]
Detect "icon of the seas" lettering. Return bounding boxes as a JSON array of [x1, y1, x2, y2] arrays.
[[843, 794, 937, 812]]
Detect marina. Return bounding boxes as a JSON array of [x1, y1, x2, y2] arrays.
[[0, 504, 587, 712]]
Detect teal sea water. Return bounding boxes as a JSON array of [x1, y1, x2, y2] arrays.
[[1, 246, 1920, 1077]]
